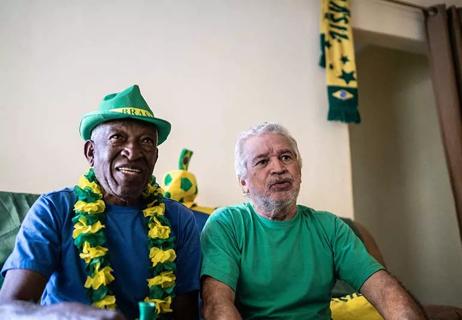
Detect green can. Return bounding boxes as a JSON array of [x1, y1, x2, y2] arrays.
[[139, 301, 157, 320]]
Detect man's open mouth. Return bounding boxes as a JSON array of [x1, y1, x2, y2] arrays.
[[116, 166, 142, 175], [269, 179, 293, 190]]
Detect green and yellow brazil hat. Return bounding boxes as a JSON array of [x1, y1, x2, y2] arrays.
[[79, 84, 171, 145]]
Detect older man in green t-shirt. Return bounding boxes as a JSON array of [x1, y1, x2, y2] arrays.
[[200, 123, 427, 320]]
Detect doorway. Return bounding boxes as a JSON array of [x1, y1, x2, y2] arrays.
[[349, 43, 462, 307]]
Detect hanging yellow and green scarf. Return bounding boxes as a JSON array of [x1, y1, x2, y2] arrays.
[[72, 168, 176, 318], [320, 0, 360, 123]]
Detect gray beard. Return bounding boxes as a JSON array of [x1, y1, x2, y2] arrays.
[[250, 191, 299, 220]]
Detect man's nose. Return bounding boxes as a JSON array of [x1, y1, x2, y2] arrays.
[[269, 159, 287, 174], [121, 142, 142, 160]]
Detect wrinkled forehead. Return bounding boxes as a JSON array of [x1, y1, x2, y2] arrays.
[[243, 133, 295, 159], [92, 119, 159, 137]]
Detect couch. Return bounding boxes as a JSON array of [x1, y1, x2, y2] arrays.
[[1, 190, 461, 319]]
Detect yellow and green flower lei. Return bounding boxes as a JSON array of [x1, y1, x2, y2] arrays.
[[72, 168, 176, 317]]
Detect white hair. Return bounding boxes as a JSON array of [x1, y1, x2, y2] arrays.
[[234, 122, 302, 179]]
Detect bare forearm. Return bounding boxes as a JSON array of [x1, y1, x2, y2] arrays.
[[201, 277, 242, 320], [202, 301, 242, 320], [361, 270, 427, 320], [0, 269, 47, 303], [0, 301, 126, 320], [376, 289, 428, 320]]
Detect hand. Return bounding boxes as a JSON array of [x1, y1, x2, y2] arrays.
[[44, 302, 126, 320]]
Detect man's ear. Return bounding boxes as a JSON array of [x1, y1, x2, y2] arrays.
[[84, 140, 95, 166], [239, 177, 248, 194]]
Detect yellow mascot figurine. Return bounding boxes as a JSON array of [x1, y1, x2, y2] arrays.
[[161, 148, 216, 231]]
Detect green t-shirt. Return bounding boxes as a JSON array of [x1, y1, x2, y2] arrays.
[[200, 203, 383, 320]]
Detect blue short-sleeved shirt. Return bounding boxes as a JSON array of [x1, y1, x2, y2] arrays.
[[1, 188, 201, 319]]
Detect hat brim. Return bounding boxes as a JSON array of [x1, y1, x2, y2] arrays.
[[79, 112, 171, 145]]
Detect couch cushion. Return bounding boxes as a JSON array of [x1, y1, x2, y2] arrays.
[[0, 191, 40, 286]]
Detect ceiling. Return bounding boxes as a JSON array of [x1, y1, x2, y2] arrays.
[[413, 0, 462, 5]]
